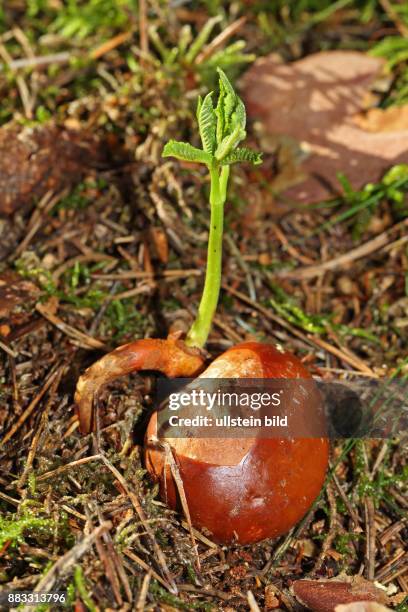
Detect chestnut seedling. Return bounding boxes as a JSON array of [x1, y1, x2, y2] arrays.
[[75, 69, 329, 544]]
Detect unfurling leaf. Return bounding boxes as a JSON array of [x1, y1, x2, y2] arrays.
[[197, 92, 216, 154], [196, 95, 202, 119], [162, 68, 262, 172], [217, 68, 236, 135], [214, 68, 247, 158], [215, 69, 233, 143], [215, 124, 246, 160], [221, 147, 263, 165], [162, 140, 212, 165], [232, 96, 246, 134], [184, 15, 222, 64]]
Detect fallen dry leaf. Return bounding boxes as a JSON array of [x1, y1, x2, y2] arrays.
[[242, 51, 408, 203], [354, 105, 408, 132], [335, 604, 392, 612], [0, 217, 25, 260], [0, 271, 40, 333], [0, 122, 107, 216], [292, 576, 390, 612]]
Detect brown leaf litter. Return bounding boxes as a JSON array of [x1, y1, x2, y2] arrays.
[[0, 270, 40, 336], [242, 51, 408, 203], [292, 575, 390, 612], [0, 122, 107, 215]]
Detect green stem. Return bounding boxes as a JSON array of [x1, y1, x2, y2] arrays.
[[186, 163, 230, 348]]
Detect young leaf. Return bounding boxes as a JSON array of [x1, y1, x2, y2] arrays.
[[214, 124, 246, 161], [217, 68, 236, 131], [198, 92, 216, 154], [215, 68, 248, 150], [215, 92, 225, 145], [204, 42, 256, 69], [185, 15, 222, 64], [220, 147, 263, 166], [231, 96, 246, 134], [162, 140, 212, 165], [148, 26, 169, 62], [178, 25, 192, 56]]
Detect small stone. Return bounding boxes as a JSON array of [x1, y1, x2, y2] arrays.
[[337, 276, 356, 296], [0, 324, 11, 337], [259, 253, 271, 265], [42, 253, 57, 270]]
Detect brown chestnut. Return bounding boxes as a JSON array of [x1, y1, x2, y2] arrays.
[[145, 341, 329, 544]]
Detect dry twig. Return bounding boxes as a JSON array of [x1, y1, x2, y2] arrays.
[[23, 521, 112, 609], [0, 366, 60, 448], [100, 454, 178, 594], [135, 571, 151, 611], [283, 219, 408, 280]]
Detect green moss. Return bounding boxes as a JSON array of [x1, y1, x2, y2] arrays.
[[55, 179, 108, 211], [396, 597, 408, 612], [313, 165, 408, 238], [102, 298, 148, 343], [15, 255, 58, 297], [0, 513, 52, 549], [355, 441, 408, 508], [15, 254, 109, 311], [266, 280, 385, 343], [334, 532, 362, 555]]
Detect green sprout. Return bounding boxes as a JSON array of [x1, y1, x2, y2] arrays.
[[163, 68, 262, 348], [148, 16, 255, 82]]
